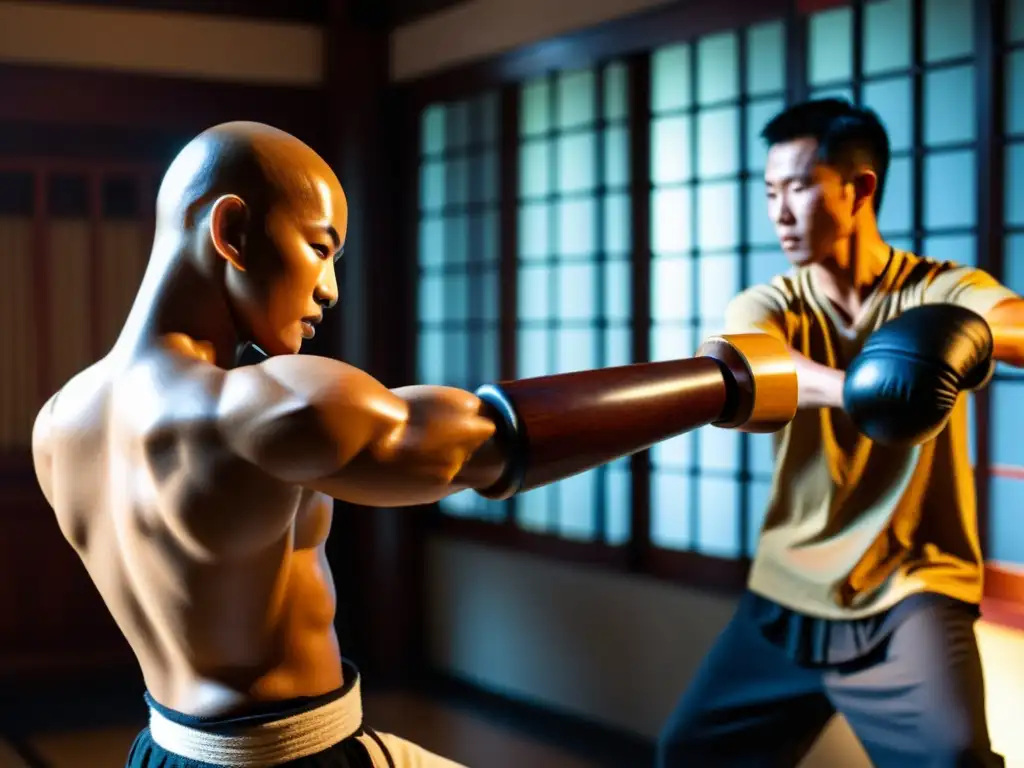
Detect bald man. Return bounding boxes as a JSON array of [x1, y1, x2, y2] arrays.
[[31, 122, 504, 767]]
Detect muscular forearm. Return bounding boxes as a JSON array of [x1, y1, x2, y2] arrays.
[[792, 350, 845, 410], [305, 450, 501, 508], [302, 389, 507, 508]]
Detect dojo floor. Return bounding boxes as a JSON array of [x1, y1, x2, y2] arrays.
[[0, 687, 634, 768]]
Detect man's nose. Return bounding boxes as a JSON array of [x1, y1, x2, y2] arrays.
[[315, 265, 339, 310], [774, 197, 795, 225]]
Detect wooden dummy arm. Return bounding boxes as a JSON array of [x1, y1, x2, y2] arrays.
[[473, 333, 797, 500]]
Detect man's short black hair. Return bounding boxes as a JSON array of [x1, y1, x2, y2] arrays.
[[760, 98, 891, 212]]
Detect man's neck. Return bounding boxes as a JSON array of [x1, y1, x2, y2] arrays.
[[810, 225, 892, 323], [113, 245, 243, 369]]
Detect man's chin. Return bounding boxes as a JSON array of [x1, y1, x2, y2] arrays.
[[783, 249, 815, 267]]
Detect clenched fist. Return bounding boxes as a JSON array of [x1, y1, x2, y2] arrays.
[[380, 385, 499, 487]]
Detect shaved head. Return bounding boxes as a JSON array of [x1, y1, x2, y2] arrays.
[[156, 121, 340, 234], [149, 121, 347, 357]]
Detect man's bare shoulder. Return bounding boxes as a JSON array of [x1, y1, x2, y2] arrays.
[[31, 390, 61, 508], [101, 346, 302, 555], [115, 346, 223, 436], [220, 352, 389, 407], [107, 346, 401, 483], [215, 353, 408, 483], [32, 362, 114, 504], [95, 344, 413, 502], [33, 343, 271, 475]]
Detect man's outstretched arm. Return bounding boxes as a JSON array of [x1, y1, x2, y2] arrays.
[[922, 265, 1024, 368], [722, 285, 846, 412], [216, 354, 505, 508], [219, 334, 802, 506]]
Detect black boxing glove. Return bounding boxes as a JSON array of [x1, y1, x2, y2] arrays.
[[843, 304, 994, 447]]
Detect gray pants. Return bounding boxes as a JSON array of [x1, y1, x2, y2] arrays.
[[656, 594, 1002, 767]]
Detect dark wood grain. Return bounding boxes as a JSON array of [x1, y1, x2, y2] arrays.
[[0, 63, 325, 151], [478, 358, 730, 499], [34, 0, 329, 24], [321, 0, 424, 687], [0, 455, 134, 688]]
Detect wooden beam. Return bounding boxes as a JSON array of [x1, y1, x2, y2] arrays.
[[322, 0, 424, 688], [0, 63, 325, 150], [976, 0, 1007, 557], [627, 51, 652, 573], [30, 0, 328, 24], [38, 0, 467, 27], [397, 0, 791, 107]]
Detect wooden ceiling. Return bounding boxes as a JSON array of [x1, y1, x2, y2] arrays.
[[34, 0, 465, 28]]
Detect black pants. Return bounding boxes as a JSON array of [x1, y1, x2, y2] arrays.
[[656, 594, 1002, 767], [126, 659, 396, 768], [127, 728, 391, 768]]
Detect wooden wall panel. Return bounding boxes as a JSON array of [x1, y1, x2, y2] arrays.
[[98, 220, 149, 352], [0, 458, 133, 684], [47, 219, 93, 395], [0, 216, 37, 448], [0, 163, 152, 686]]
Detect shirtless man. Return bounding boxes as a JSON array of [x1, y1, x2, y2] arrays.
[[30, 122, 504, 767], [31, 117, 820, 766]]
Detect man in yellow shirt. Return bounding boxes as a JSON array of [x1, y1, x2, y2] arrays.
[[656, 99, 1024, 766]]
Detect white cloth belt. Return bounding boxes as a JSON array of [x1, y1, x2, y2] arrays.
[[148, 675, 363, 768]]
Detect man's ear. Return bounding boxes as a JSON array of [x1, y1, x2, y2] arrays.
[[209, 194, 248, 271], [851, 169, 878, 215]]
